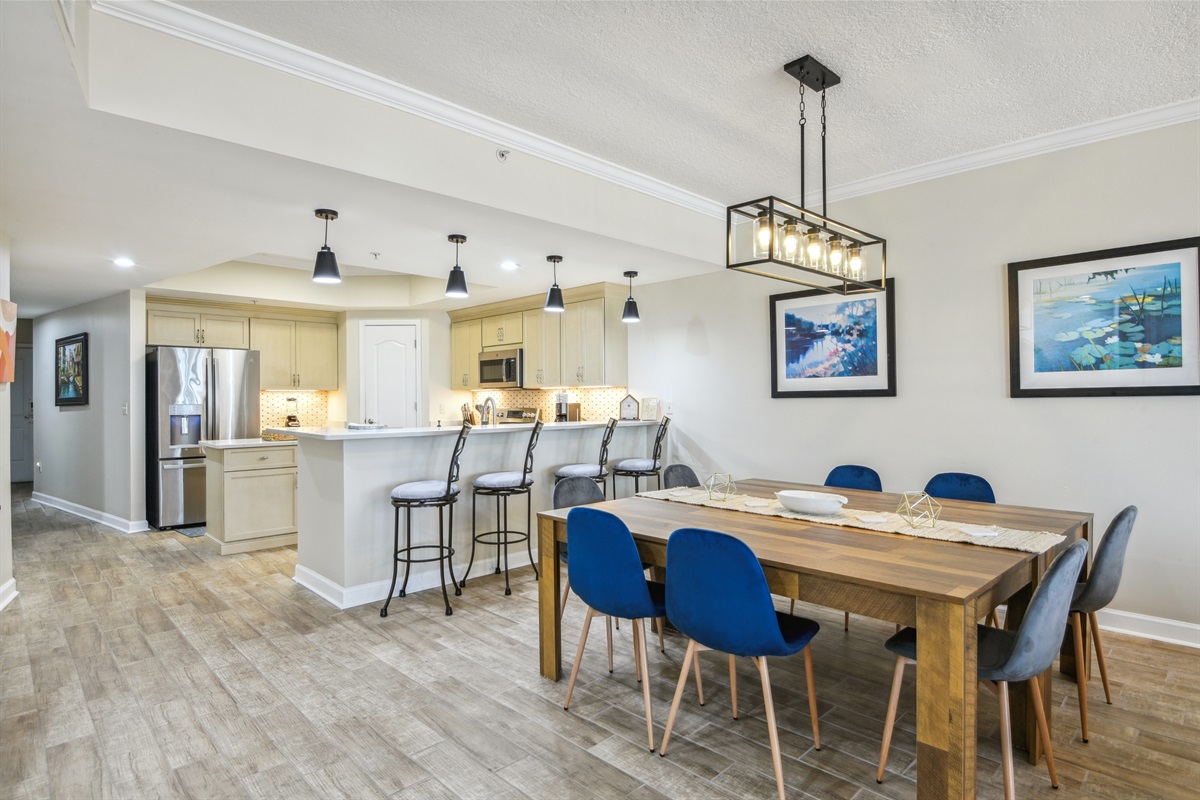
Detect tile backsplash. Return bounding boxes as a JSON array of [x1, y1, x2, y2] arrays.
[[471, 387, 636, 422], [260, 391, 329, 429]]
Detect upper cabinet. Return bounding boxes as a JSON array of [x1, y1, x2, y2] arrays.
[[148, 309, 249, 349], [250, 318, 338, 390], [450, 319, 483, 390], [481, 312, 523, 349], [448, 283, 627, 389], [522, 309, 560, 388]]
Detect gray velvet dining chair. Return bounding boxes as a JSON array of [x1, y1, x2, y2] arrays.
[[662, 463, 701, 489], [1068, 505, 1137, 743], [876, 538, 1089, 800]]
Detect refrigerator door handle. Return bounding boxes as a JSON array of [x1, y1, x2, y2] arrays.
[[162, 462, 206, 470], [209, 355, 219, 440]]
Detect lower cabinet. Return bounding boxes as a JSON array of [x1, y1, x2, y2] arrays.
[[205, 445, 297, 555]]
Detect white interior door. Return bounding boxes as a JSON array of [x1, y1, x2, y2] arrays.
[[11, 345, 34, 482], [360, 323, 419, 428]]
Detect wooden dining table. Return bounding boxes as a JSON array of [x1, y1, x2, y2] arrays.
[[536, 478, 1092, 800]]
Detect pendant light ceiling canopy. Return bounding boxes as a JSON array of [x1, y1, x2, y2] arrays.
[[312, 208, 341, 284], [444, 234, 469, 298], [544, 255, 565, 312], [726, 56, 886, 296], [621, 271, 640, 323]]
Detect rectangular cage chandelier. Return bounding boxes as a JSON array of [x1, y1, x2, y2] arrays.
[[726, 56, 886, 296]]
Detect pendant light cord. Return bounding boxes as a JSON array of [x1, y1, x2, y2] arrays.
[[323, 216, 329, 248], [821, 84, 828, 219], [798, 84, 806, 222]]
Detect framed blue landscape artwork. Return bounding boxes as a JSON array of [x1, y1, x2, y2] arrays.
[[769, 279, 896, 398], [1008, 238, 1200, 397]]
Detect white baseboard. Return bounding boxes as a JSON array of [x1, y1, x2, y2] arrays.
[[31, 492, 150, 533], [1095, 608, 1200, 649], [294, 551, 535, 610], [0, 578, 18, 612]]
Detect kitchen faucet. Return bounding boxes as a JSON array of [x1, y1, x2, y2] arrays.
[[480, 397, 497, 426]]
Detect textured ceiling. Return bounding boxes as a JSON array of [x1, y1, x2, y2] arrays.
[[178, 0, 1200, 203]]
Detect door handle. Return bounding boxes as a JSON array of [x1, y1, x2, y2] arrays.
[[163, 463, 205, 470]]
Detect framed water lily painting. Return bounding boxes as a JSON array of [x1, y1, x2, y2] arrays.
[[1007, 238, 1200, 397], [769, 279, 895, 398]]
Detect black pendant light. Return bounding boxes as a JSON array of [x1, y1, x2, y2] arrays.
[[312, 209, 341, 284], [621, 270, 640, 323], [444, 234, 469, 298], [544, 255, 565, 312]]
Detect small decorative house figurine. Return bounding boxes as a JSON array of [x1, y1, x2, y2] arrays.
[[897, 491, 942, 528], [705, 473, 737, 502], [619, 393, 640, 420]]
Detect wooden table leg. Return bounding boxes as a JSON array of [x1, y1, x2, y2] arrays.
[[916, 597, 977, 800], [538, 516, 562, 681], [1059, 519, 1092, 683]]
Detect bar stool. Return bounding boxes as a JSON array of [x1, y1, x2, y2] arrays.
[[554, 418, 617, 499], [380, 422, 471, 618], [461, 419, 544, 596], [613, 417, 670, 496]]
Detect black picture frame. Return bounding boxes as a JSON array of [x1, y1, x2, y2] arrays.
[[769, 278, 896, 398], [1007, 238, 1199, 398], [54, 332, 88, 407]]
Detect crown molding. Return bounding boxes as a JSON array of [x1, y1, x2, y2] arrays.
[[88, 0, 726, 218], [92, 2, 1199, 219]]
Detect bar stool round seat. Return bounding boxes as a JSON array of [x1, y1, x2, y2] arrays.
[[462, 421, 544, 596], [613, 417, 670, 496], [381, 423, 471, 619], [554, 418, 618, 498]]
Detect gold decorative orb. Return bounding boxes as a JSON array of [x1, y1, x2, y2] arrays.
[[897, 491, 942, 528], [704, 473, 737, 502]]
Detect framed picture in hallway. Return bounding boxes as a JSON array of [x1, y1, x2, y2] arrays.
[[54, 332, 88, 407], [769, 279, 896, 398], [1007, 237, 1200, 397]]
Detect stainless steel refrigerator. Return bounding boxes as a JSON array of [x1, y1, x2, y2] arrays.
[[146, 347, 260, 529]]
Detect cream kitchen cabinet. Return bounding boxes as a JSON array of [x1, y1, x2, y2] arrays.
[[148, 309, 249, 349], [480, 312, 523, 349], [250, 319, 338, 390], [521, 309, 560, 388], [450, 319, 483, 390], [560, 298, 606, 386], [204, 443, 297, 555]]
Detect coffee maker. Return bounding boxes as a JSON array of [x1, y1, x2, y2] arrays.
[[554, 393, 581, 422]]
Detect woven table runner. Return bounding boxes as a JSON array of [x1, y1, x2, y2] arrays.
[[636, 488, 1065, 554]]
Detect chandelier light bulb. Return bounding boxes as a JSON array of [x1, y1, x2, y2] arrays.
[[755, 215, 772, 249], [828, 238, 845, 267], [805, 229, 824, 262], [848, 245, 863, 277], [782, 221, 800, 258]]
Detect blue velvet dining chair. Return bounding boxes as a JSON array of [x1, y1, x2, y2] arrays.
[[562, 507, 666, 752], [924, 472, 996, 503], [1068, 505, 1137, 743], [659, 528, 821, 800], [876, 538, 1089, 799], [824, 464, 883, 492]]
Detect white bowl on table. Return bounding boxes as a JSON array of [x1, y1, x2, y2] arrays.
[[775, 490, 848, 516]]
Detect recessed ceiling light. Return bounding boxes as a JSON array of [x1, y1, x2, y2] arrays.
[[500, 260, 519, 271], [113, 257, 135, 268]]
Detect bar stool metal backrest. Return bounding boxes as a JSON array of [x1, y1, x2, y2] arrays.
[[554, 418, 619, 497], [381, 421, 473, 618], [461, 419, 545, 596], [613, 417, 671, 495]]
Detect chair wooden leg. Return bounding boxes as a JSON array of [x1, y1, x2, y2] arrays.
[[631, 620, 655, 751], [1089, 611, 1113, 704], [659, 639, 697, 757], [693, 648, 705, 705], [1070, 612, 1089, 742], [877, 656, 906, 783], [753, 656, 787, 800], [729, 654, 738, 719], [986, 608, 999, 628], [997, 680, 1016, 800], [564, 607, 595, 710], [559, 578, 571, 623], [1029, 675, 1059, 788], [803, 646, 821, 750], [657, 617, 666, 653], [607, 615, 615, 674], [844, 611, 850, 631], [789, 598, 795, 615]]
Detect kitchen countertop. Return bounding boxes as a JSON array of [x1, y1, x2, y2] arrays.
[[200, 437, 299, 450], [265, 419, 656, 441]]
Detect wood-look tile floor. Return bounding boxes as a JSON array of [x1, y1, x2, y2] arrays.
[[2, 483, 1197, 800]]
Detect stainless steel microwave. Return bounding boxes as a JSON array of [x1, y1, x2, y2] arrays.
[[479, 349, 522, 388]]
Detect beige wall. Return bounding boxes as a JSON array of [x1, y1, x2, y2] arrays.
[[628, 122, 1200, 635], [33, 290, 147, 527], [0, 235, 13, 608]]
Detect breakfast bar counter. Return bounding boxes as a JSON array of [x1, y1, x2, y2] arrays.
[[269, 420, 656, 609]]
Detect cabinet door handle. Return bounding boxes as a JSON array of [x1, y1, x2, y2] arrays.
[[194, 330, 199, 343], [258, 455, 269, 460], [200, 330, 205, 344], [497, 328, 503, 342]]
